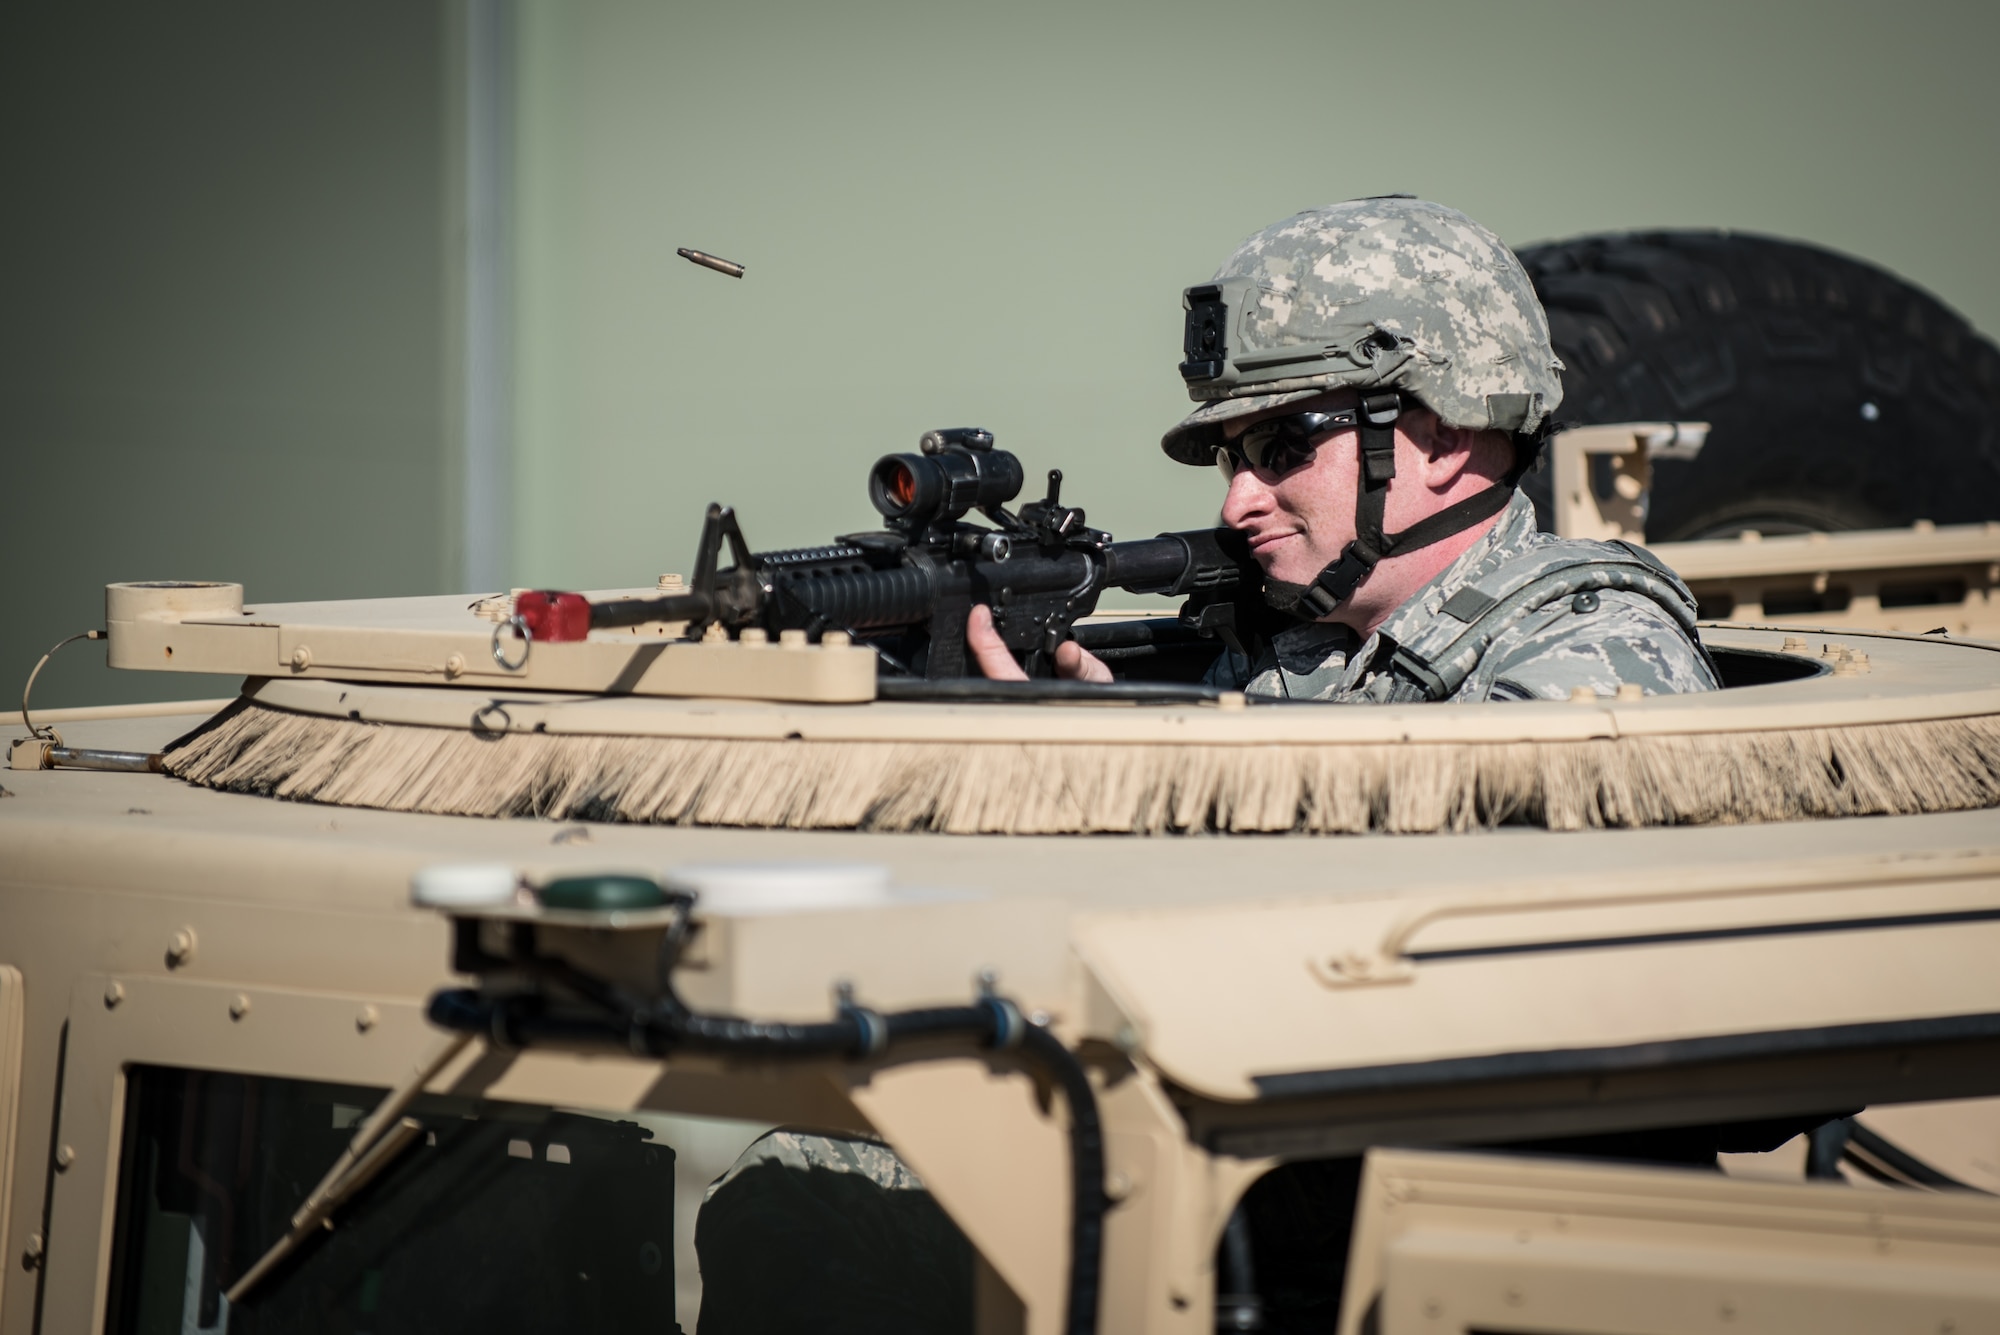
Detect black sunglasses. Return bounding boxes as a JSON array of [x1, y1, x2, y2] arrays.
[[1213, 406, 1366, 481]]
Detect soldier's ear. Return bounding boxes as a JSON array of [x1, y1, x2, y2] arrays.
[[1409, 414, 1505, 467], [1401, 407, 1457, 457]]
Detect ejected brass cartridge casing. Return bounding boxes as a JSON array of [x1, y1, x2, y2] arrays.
[[677, 246, 745, 278]]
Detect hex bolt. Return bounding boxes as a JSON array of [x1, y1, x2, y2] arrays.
[[229, 993, 252, 1021], [356, 1005, 379, 1033], [444, 653, 466, 679], [167, 926, 197, 968], [103, 981, 125, 1009], [290, 645, 313, 671], [53, 1145, 75, 1171], [22, 1232, 44, 1270]]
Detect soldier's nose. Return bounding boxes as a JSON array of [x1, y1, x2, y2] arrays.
[[1221, 472, 1269, 527]]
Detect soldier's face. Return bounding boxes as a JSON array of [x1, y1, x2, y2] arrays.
[[1217, 390, 1365, 586]]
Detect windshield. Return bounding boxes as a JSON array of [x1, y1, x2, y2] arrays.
[[106, 1065, 676, 1334]]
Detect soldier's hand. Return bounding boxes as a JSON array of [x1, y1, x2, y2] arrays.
[[966, 605, 1114, 683]]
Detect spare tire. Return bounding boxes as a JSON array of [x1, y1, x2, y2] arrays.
[[1515, 231, 2000, 539]]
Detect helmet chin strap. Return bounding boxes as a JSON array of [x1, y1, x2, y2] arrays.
[[1290, 393, 1517, 621]]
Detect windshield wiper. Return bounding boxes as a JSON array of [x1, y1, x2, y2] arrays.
[[225, 1033, 475, 1305]]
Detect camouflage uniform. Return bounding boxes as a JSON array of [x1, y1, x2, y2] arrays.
[[702, 1128, 929, 1198], [1205, 491, 1720, 702], [1166, 196, 1717, 702]]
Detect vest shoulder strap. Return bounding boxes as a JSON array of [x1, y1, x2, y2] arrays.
[[1387, 537, 1706, 702]]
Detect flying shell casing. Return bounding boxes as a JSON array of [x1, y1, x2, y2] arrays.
[[676, 247, 745, 278]]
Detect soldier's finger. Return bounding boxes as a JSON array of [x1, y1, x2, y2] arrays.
[[1054, 641, 1114, 683], [966, 604, 1028, 680]]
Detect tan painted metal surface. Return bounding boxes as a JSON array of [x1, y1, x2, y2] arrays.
[[1661, 523, 2000, 637], [1548, 421, 1709, 544], [222, 625, 1995, 740], [4, 699, 1999, 1331], [7, 595, 2000, 1330], [1339, 1148, 2000, 1335], [1075, 848, 2000, 1102], [103, 581, 876, 703], [0, 969, 21, 1316], [1550, 421, 2000, 638], [0, 700, 233, 731]]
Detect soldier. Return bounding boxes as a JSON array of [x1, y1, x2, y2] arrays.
[[969, 195, 1720, 701]]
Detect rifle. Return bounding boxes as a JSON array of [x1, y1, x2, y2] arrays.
[[518, 428, 1274, 683]]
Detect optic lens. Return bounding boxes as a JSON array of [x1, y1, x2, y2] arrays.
[[888, 463, 917, 508]]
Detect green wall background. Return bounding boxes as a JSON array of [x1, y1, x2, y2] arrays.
[[3, 3, 452, 709], [512, 0, 2000, 596], [8, 1, 1998, 709]]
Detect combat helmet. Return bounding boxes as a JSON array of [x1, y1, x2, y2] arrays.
[[1163, 196, 1566, 618]]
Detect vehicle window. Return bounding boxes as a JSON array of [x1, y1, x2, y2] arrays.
[[105, 1065, 676, 1334]]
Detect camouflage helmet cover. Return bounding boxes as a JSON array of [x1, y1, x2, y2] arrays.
[[1161, 197, 1565, 465]]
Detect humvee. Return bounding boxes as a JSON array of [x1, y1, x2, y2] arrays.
[[5, 230, 2000, 1335], [7, 526, 2000, 1334]]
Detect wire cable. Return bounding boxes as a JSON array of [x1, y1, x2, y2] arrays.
[[427, 969, 1107, 1335], [19, 630, 105, 740]]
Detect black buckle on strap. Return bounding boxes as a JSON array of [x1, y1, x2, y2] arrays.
[[1299, 541, 1376, 618], [1358, 394, 1401, 485], [1389, 645, 1452, 702], [1361, 441, 1397, 484], [1360, 392, 1402, 427]]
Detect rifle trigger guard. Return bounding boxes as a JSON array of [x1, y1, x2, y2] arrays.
[[1044, 559, 1107, 656]]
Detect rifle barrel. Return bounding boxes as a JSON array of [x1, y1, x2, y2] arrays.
[[1104, 530, 1254, 597], [1102, 536, 1195, 591], [589, 591, 715, 629]]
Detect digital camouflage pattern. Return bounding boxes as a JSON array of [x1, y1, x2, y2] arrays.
[[1163, 197, 1565, 464], [1204, 493, 1721, 703], [702, 1129, 929, 1200]]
